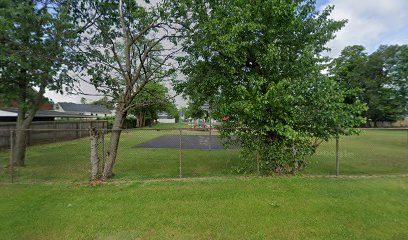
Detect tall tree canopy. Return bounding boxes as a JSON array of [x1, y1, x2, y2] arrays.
[[331, 45, 408, 122], [0, 0, 77, 166], [176, 0, 366, 174]]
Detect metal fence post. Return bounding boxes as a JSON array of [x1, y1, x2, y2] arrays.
[[9, 130, 14, 183], [335, 136, 339, 176], [209, 112, 212, 151], [53, 121, 57, 142], [101, 129, 105, 175], [79, 121, 82, 138], [179, 129, 182, 178]]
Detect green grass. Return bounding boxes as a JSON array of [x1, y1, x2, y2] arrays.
[[0, 129, 406, 183], [0, 129, 407, 239], [1, 177, 408, 239], [144, 123, 190, 129], [305, 129, 408, 175], [0, 129, 239, 183]]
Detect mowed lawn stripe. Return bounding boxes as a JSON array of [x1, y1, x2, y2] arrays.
[[1, 177, 407, 240]]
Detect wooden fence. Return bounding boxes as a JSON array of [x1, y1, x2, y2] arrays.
[[0, 121, 107, 148]]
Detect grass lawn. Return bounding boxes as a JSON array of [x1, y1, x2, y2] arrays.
[[0, 129, 239, 183], [0, 129, 407, 239], [305, 129, 407, 175], [0, 129, 406, 183], [1, 176, 407, 239], [144, 123, 190, 129]]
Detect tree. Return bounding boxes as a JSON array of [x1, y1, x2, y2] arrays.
[[80, 97, 88, 104], [331, 45, 408, 123], [176, 0, 366, 174], [329, 45, 367, 104], [91, 96, 115, 110], [0, 0, 77, 166], [70, 0, 188, 179], [390, 45, 408, 116], [129, 82, 176, 127], [184, 101, 206, 119], [365, 45, 408, 122]]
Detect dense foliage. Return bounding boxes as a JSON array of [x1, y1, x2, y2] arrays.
[[0, 0, 77, 165], [129, 82, 178, 127], [0, 0, 76, 105], [331, 45, 408, 123], [176, 0, 366, 174], [183, 101, 207, 119]]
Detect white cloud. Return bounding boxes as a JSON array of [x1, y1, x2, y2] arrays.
[[46, 0, 408, 104], [323, 0, 408, 57], [45, 81, 103, 104]]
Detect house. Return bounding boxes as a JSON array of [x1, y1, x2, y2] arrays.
[[0, 108, 86, 122], [157, 112, 176, 124], [55, 102, 113, 117]]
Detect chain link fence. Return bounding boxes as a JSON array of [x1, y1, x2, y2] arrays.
[[306, 128, 408, 176], [1, 127, 407, 183]]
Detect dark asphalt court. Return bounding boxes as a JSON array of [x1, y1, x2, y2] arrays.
[[133, 135, 238, 150]]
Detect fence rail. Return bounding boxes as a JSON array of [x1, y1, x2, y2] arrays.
[[0, 121, 107, 148]]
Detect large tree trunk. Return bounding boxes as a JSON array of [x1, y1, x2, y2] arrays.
[[12, 79, 45, 166], [102, 108, 126, 179], [136, 112, 145, 128], [12, 107, 33, 166], [136, 113, 142, 128], [12, 127, 28, 166]]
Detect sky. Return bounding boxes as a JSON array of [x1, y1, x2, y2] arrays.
[[317, 0, 408, 56], [45, 0, 408, 106]]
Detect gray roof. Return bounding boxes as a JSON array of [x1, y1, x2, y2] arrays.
[[0, 108, 87, 118], [58, 102, 111, 114]]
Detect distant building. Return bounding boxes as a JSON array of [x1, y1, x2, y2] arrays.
[[157, 112, 175, 124], [55, 102, 113, 117], [178, 109, 186, 121], [0, 108, 86, 122]]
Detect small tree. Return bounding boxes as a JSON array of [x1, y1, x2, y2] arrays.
[[80, 97, 88, 104], [0, 0, 77, 166], [91, 96, 115, 110], [184, 101, 206, 120], [129, 82, 176, 127], [71, 0, 188, 179]]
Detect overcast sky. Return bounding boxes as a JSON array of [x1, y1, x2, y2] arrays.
[[317, 0, 408, 56], [45, 0, 408, 106]]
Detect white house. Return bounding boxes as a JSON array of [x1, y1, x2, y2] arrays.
[[157, 112, 175, 124], [0, 107, 85, 122], [55, 102, 113, 117]]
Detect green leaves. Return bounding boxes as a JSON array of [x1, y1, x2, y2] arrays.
[[177, 0, 365, 174], [0, 0, 78, 110], [331, 44, 408, 122], [129, 82, 177, 125]]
